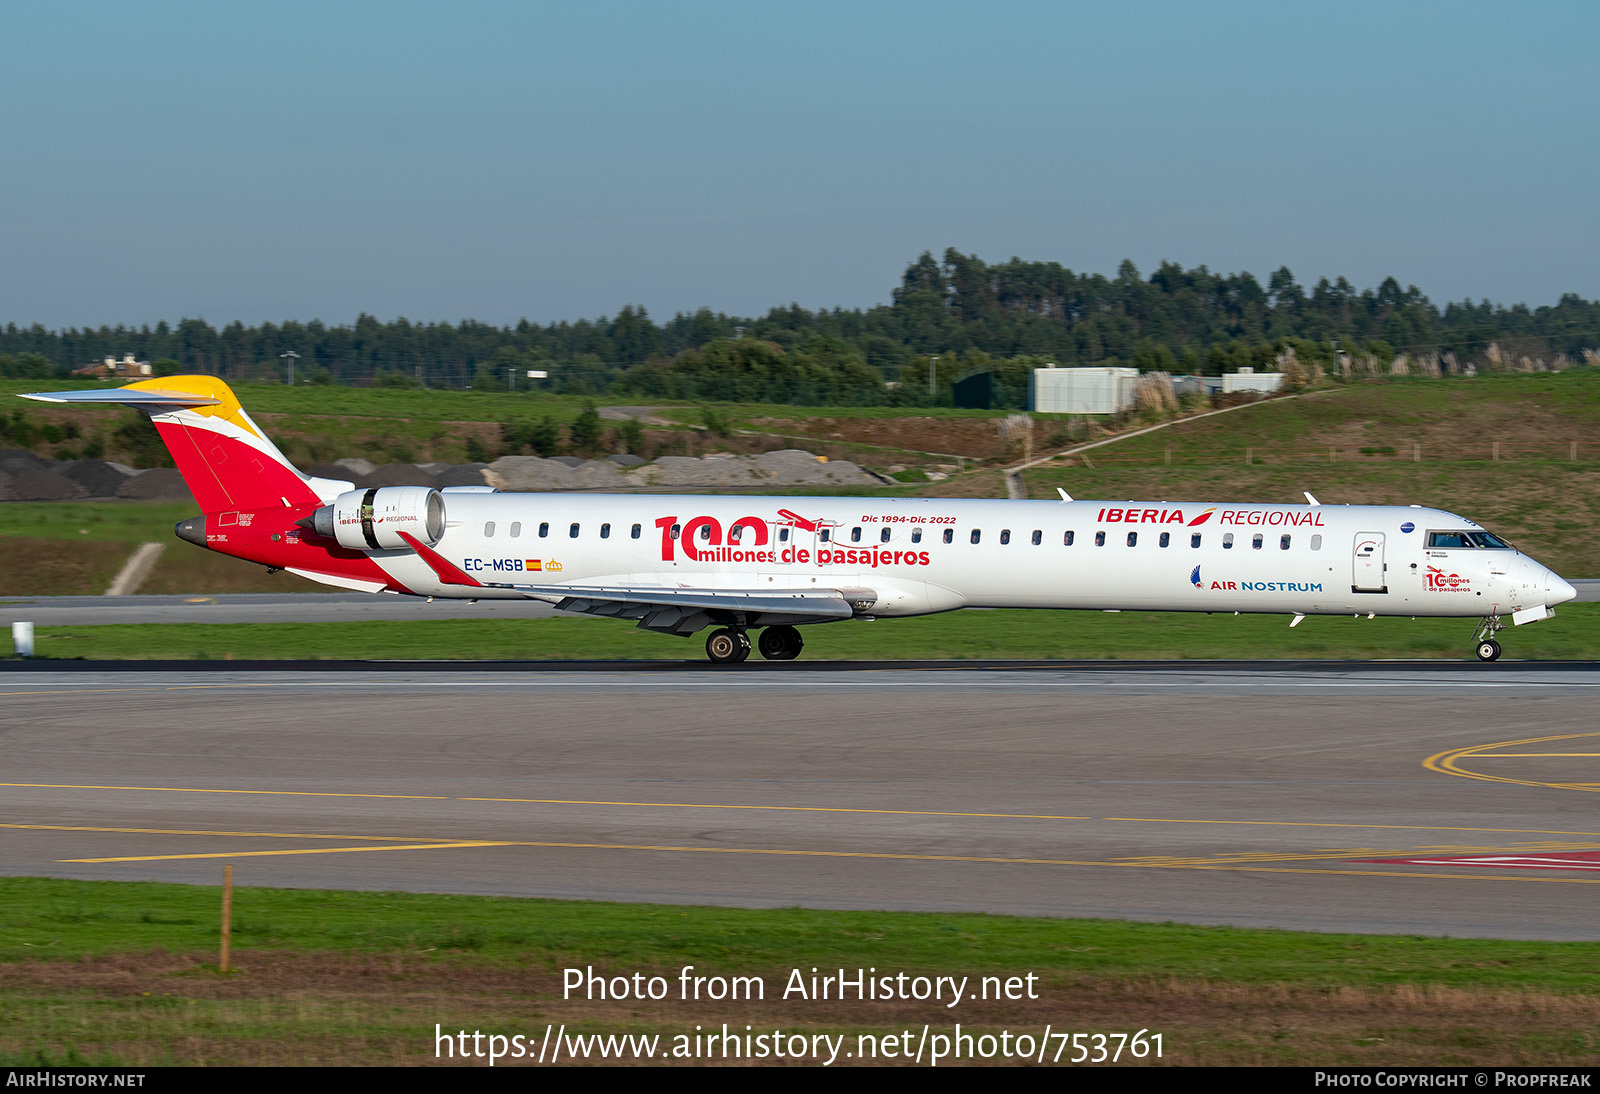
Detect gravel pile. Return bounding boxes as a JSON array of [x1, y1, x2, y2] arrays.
[[116, 467, 192, 501], [0, 447, 877, 503], [366, 463, 440, 489], [62, 459, 132, 498], [436, 463, 489, 487], [0, 450, 51, 476], [10, 469, 88, 501]]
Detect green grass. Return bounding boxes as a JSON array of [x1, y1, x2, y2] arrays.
[[0, 501, 197, 544], [17, 603, 1600, 661], [3, 877, 1598, 989]]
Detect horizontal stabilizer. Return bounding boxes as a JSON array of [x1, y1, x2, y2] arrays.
[[20, 388, 224, 407]]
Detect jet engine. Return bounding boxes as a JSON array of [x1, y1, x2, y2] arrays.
[[306, 486, 446, 551]]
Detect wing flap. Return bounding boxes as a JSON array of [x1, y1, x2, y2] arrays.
[[487, 582, 861, 634]]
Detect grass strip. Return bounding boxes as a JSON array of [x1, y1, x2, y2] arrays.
[[4, 875, 1600, 987], [3, 878, 1600, 1066]]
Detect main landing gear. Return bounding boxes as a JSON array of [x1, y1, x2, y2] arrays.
[[704, 625, 805, 664], [1473, 614, 1504, 662]]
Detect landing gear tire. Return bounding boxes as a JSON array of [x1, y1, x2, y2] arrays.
[[1476, 639, 1502, 663], [706, 628, 750, 664], [758, 625, 804, 661]]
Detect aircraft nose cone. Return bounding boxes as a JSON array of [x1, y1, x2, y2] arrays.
[[1547, 572, 1577, 606]]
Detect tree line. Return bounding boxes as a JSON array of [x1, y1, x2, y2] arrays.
[[4, 248, 1599, 408]]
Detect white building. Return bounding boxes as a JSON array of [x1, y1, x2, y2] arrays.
[[1221, 367, 1283, 395], [1029, 366, 1140, 414]]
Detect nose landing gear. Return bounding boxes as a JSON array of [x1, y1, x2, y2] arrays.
[[1473, 615, 1504, 662]]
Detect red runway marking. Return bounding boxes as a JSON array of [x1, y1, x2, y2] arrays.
[[1356, 851, 1600, 871]]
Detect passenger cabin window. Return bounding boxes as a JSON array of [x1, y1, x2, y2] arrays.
[[1031, 530, 1042, 545], [1191, 533, 1201, 548], [779, 527, 790, 542], [1159, 532, 1170, 548], [670, 523, 680, 539], [631, 523, 641, 539], [970, 529, 981, 544], [820, 529, 830, 542], [880, 527, 891, 543], [999, 529, 1010, 545], [911, 528, 923, 543], [600, 523, 611, 539], [571, 523, 581, 538], [698, 525, 710, 541], [1252, 534, 1263, 550], [1095, 531, 1106, 547], [1063, 530, 1075, 546], [1127, 532, 1137, 547], [1311, 534, 1322, 550], [484, 521, 495, 537], [729, 524, 742, 542], [1223, 533, 1234, 549], [539, 522, 549, 538], [1280, 534, 1290, 550], [510, 522, 521, 537], [850, 527, 862, 543], [943, 529, 954, 544]]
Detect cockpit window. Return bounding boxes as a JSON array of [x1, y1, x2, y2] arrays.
[[1428, 530, 1514, 549]]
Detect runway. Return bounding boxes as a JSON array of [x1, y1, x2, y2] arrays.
[[3, 660, 1599, 940]]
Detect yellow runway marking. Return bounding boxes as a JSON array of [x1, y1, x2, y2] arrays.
[[0, 782, 448, 801], [13, 780, 1600, 835], [51, 835, 1600, 883], [0, 822, 458, 843], [459, 796, 1090, 821], [1102, 817, 1600, 837], [1424, 732, 1600, 793], [66, 842, 516, 863]]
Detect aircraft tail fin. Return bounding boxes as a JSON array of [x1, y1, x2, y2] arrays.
[[20, 376, 332, 514]]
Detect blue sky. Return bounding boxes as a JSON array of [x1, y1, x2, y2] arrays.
[[2, 1, 1595, 328]]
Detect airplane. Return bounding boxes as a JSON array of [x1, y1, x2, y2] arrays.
[[21, 374, 1577, 663]]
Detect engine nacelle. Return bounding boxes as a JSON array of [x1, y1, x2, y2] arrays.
[[309, 486, 446, 551]]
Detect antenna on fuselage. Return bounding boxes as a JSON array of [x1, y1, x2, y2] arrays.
[[1057, 488, 1074, 502], [1304, 491, 1321, 506]]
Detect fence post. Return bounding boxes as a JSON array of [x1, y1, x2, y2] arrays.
[[1493, 441, 1499, 461], [1329, 446, 1335, 464], [1245, 447, 1252, 465], [220, 864, 233, 973], [1165, 444, 1172, 466], [1572, 441, 1579, 461], [1413, 442, 1420, 463]]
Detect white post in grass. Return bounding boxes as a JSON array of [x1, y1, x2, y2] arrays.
[[11, 621, 33, 658]]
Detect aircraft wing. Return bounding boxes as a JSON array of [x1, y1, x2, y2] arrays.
[[394, 531, 870, 634], [499, 582, 866, 634]]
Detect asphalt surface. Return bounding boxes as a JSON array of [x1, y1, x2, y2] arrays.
[[3, 660, 1599, 939], [4, 580, 1599, 627]]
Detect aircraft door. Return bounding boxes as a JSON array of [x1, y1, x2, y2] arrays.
[[1353, 532, 1386, 593]]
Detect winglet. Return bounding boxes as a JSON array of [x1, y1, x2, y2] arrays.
[[397, 531, 483, 587], [1304, 491, 1321, 506], [1057, 488, 1074, 502]]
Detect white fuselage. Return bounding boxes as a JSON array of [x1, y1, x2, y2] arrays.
[[355, 493, 1576, 620]]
